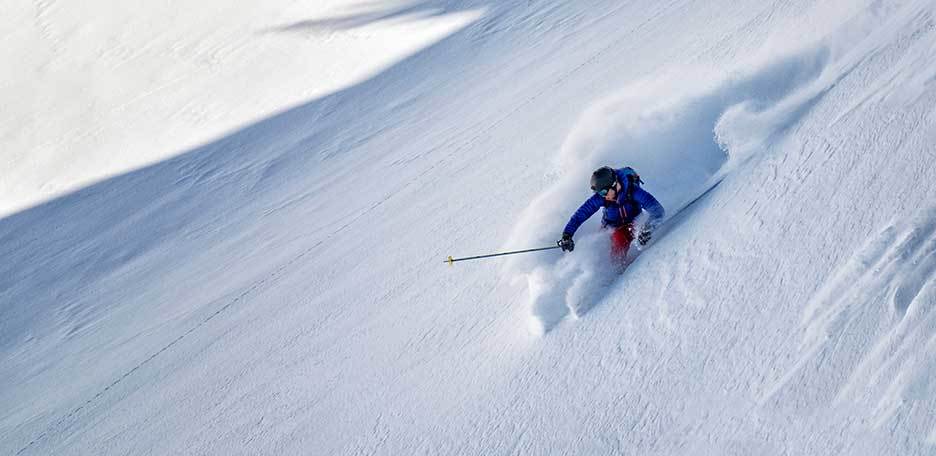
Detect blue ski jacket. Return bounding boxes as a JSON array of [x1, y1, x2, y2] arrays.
[[563, 168, 665, 236]]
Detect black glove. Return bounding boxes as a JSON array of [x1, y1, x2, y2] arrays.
[[558, 233, 575, 252], [637, 227, 652, 246]]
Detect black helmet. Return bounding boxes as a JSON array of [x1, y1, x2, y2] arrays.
[[590, 166, 617, 192]]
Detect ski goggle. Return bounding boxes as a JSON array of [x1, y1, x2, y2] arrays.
[[595, 186, 613, 197]]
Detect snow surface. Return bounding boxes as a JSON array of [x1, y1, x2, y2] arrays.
[[2, 0, 936, 454]]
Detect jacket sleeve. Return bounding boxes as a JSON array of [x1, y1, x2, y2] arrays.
[[633, 187, 665, 225], [563, 194, 604, 236]]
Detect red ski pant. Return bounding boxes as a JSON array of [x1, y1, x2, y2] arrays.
[[610, 223, 634, 261]]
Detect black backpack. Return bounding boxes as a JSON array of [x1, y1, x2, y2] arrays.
[[620, 167, 643, 201]]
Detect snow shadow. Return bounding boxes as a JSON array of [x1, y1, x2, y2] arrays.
[[506, 45, 834, 336], [1, 4, 501, 454], [0, 2, 497, 436], [269, 0, 458, 33], [0, 0, 499, 351]]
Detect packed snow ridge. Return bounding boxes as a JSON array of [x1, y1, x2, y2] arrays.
[[2, 0, 936, 455]]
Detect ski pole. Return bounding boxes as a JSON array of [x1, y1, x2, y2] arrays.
[[444, 245, 561, 265]]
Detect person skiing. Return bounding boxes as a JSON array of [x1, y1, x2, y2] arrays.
[[557, 166, 665, 262]]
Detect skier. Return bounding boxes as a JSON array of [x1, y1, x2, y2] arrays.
[[557, 166, 665, 263]]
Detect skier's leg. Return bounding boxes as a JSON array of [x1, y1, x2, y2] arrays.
[[610, 224, 634, 265]]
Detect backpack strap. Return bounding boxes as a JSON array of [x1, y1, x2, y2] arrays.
[[620, 167, 642, 202]]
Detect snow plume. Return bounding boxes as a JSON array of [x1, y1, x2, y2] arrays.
[[506, 46, 834, 335], [717, 0, 936, 166]]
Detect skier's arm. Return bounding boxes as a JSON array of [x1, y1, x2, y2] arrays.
[[562, 194, 604, 236], [633, 187, 665, 225]]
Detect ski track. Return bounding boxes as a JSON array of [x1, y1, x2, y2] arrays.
[[760, 208, 936, 436]]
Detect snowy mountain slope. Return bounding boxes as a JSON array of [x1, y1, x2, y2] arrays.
[[2, 0, 936, 454], [0, 0, 479, 216]]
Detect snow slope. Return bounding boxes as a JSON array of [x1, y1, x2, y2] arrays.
[[0, 0, 479, 216], [3, 0, 936, 454]]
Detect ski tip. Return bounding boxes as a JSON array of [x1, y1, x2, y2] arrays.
[[445, 256, 455, 266]]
